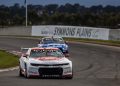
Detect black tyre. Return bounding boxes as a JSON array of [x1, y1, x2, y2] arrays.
[[24, 65, 30, 78], [19, 67, 23, 77]]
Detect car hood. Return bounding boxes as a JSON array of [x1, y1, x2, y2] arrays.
[[38, 43, 67, 48], [28, 57, 70, 64]]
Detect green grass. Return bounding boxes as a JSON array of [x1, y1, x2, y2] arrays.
[[64, 38, 120, 47], [0, 50, 19, 69]]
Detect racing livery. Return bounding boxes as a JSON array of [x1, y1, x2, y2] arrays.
[[19, 47, 73, 79], [38, 37, 69, 54]]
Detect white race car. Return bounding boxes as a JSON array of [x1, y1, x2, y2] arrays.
[[19, 47, 73, 79]]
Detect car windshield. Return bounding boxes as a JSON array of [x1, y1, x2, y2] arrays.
[[30, 49, 64, 58], [42, 38, 64, 44]]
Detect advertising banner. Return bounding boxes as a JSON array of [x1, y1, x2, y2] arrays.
[[32, 25, 109, 40]]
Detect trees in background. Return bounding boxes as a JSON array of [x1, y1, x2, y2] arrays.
[[0, 3, 120, 29]]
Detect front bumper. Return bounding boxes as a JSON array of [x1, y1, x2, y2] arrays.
[[27, 65, 72, 78]]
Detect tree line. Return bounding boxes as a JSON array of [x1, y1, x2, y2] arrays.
[[0, 3, 120, 29]]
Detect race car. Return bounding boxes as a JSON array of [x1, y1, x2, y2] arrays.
[[19, 47, 73, 79], [38, 37, 69, 56]]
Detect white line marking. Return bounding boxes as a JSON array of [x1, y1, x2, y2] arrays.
[[0, 66, 19, 72]]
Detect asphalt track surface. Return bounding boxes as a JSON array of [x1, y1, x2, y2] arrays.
[[0, 36, 120, 86]]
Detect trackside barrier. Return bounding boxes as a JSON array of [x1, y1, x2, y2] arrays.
[[0, 26, 31, 36], [32, 25, 109, 40], [0, 26, 119, 41]]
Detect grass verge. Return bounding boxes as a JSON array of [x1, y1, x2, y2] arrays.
[[64, 38, 120, 47], [0, 50, 19, 69]]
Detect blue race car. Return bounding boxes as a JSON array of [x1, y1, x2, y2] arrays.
[[38, 36, 69, 55]]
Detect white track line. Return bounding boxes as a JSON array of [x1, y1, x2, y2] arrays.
[[0, 66, 19, 72]]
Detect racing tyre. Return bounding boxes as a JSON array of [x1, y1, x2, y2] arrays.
[[24, 65, 30, 78], [19, 68, 23, 77]]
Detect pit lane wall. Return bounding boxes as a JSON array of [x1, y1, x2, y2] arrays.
[[32, 25, 110, 40]]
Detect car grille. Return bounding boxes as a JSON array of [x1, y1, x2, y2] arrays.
[[31, 63, 69, 66], [39, 68, 63, 76]]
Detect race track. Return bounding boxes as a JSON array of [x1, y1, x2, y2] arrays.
[[0, 36, 120, 86]]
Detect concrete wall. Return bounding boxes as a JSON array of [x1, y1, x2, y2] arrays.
[[32, 25, 110, 40], [0, 26, 120, 41], [109, 29, 120, 40], [0, 26, 32, 36]]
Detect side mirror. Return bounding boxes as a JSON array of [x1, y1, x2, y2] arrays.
[[23, 54, 28, 58]]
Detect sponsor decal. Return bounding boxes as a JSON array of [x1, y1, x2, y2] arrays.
[[32, 26, 109, 40], [36, 57, 60, 61], [54, 27, 76, 36]]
